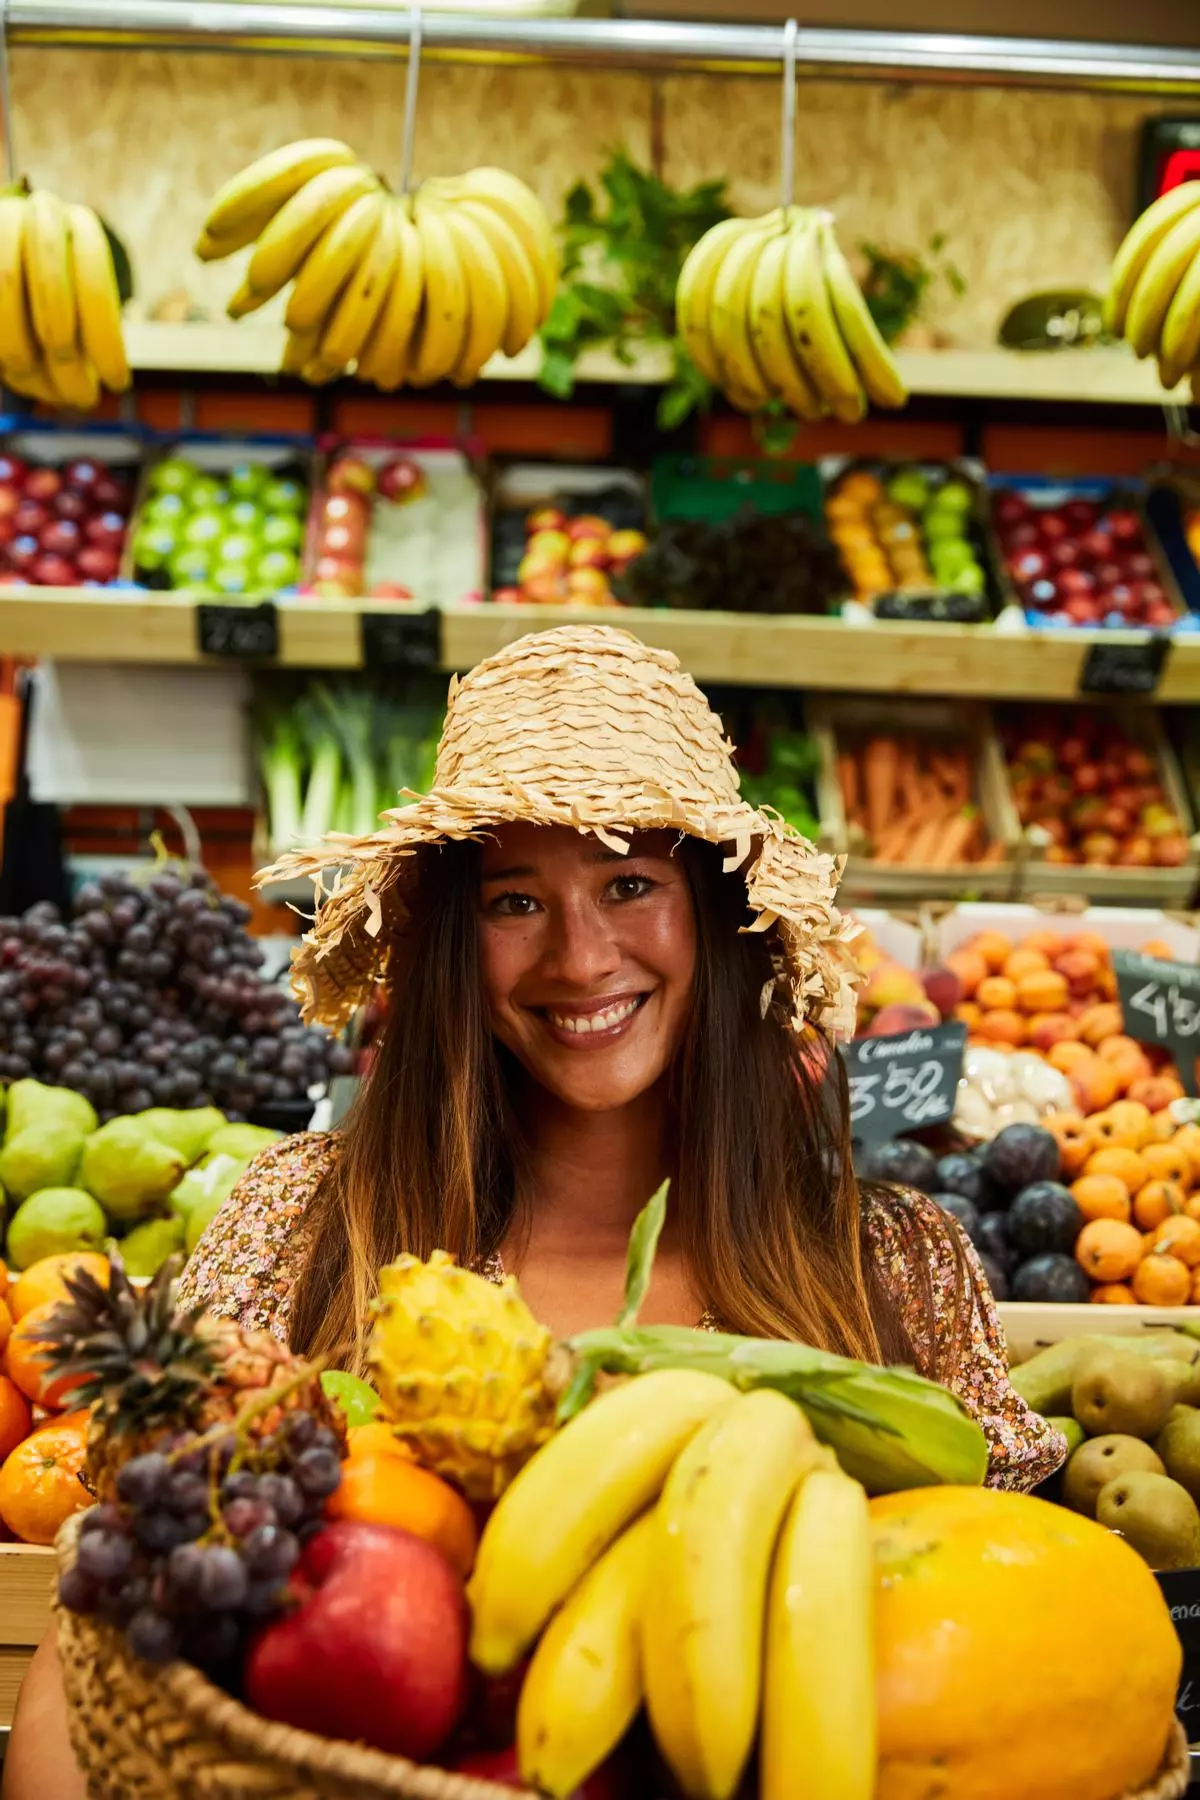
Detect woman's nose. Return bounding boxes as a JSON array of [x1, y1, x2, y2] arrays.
[[539, 896, 622, 988]]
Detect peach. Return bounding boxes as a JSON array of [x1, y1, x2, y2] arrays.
[[975, 1009, 1028, 1047], [1003, 948, 1050, 982], [1078, 1003, 1124, 1048], [954, 1002, 982, 1028], [863, 1002, 940, 1037], [945, 949, 988, 998], [976, 976, 1018, 1012], [861, 962, 927, 1015], [1022, 929, 1069, 959], [1053, 948, 1102, 998], [1128, 1075, 1186, 1113], [1070, 1059, 1121, 1115], [1067, 931, 1115, 963], [1016, 970, 1069, 1015], [969, 931, 1014, 974], [1048, 1040, 1096, 1075], [1029, 1012, 1081, 1053]]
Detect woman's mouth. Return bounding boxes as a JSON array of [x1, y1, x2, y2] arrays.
[[538, 994, 649, 1045]]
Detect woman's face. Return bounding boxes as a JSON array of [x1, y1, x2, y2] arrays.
[[477, 823, 698, 1114]]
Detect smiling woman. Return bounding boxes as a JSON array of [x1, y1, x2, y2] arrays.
[[174, 624, 1064, 1492]]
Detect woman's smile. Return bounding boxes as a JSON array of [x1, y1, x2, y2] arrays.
[[538, 991, 650, 1045]]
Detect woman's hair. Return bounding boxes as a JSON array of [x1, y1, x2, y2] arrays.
[[289, 837, 969, 1375]]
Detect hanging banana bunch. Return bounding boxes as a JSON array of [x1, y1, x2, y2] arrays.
[[1104, 180, 1200, 398], [676, 205, 907, 422], [0, 179, 130, 409], [197, 139, 558, 391]]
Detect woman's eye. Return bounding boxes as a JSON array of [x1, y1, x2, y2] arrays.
[[489, 891, 539, 917], [610, 874, 655, 902]]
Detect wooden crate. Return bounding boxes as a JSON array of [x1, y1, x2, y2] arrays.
[[1001, 1302, 1200, 1367], [0, 1543, 55, 1728]]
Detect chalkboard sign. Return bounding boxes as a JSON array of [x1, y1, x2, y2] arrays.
[[842, 1022, 967, 1148], [360, 607, 442, 671], [1114, 948, 1200, 1098], [1079, 634, 1170, 697], [196, 601, 279, 660], [1156, 1567, 1200, 1741]]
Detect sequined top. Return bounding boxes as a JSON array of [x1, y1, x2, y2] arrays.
[[178, 1132, 1065, 1493]]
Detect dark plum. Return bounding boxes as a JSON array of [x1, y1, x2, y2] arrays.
[[978, 1253, 1010, 1301], [934, 1152, 988, 1206], [983, 1123, 1061, 1198], [1011, 1253, 1090, 1304], [859, 1138, 939, 1194], [929, 1192, 982, 1247], [1007, 1182, 1083, 1258], [976, 1210, 1016, 1273]]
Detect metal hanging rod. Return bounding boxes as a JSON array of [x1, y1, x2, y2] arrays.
[[5, 2, 1200, 94]]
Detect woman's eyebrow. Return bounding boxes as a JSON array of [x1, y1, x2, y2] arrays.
[[480, 864, 537, 882]]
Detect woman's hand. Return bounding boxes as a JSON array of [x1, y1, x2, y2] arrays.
[[1, 1628, 87, 1800]]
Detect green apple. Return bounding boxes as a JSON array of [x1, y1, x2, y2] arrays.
[[182, 509, 225, 548], [260, 514, 304, 553], [254, 549, 300, 589], [930, 539, 976, 580], [143, 491, 187, 525], [227, 462, 269, 502], [169, 547, 214, 588], [214, 531, 260, 568], [226, 499, 263, 534], [950, 562, 986, 596], [262, 477, 306, 516], [132, 523, 179, 571], [886, 471, 929, 512], [933, 479, 973, 514], [923, 511, 970, 544], [150, 458, 197, 497], [211, 564, 253, 596], [189, 477, 228, 511]]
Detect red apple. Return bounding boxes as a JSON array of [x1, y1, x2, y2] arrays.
[[994, 493, 1031, 528], [323, 492, 368, 528], [85, 511, 127, 548], [526, 507, 566, 534], [1123, 552, 1156, 581], [369, 580, 414, 600], [1154, 834, 1191, 867], [1138, 580, 1167, 608], [1071, 795, 1107, 829], [1048, 540, 1080, 569], [566, 566, 611, 602], [1107, 509, 1142, 544], [245, 1521, 469, 1761], [321, 521, 365, 560], [1058, 735, 1089, 768], [1080, 830, 1119, 865], [0, 454, 27, 486], [1064, 595, 1099, 625], [24, 468, 62, 504], [313, 554, 361, 587], [8, 535, 39, 572], [1073, 763, 1102, 794], [1063, 499, 1099, 530], [327, 456, 375, 498], [376, 457, 427, 504], [1104, 583, 1137, 616], [63, 459, 102, 494], [0, 517, 15, 548], [1028, 579, 1058, 609], [1057, 568, 1096, 597], [0, 573, 29, 586], [566, 514, 612, 543], [31, 553, 77, 586], [1099, 805, 1133, 836], [1003, 521, 1041, 553], [1078, 529, 1112, 564], [53, 489, 89, 524], [1041, 773, 1075, 807], [0, 485, 19, 520], [40, 518, 82, 557], [1117, 834, 1154, 867], [1011, 549, 1049, 583], [1147, 601, 1178, 627], [568, 537, 609, 570], [91, 474, 128, 510], [75, 545, 119, 583], [1038, 513, 1070, 543], [13, 501, 48, 537]]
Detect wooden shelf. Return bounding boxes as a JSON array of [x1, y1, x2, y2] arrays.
[[124, 324, 1182, 409], [5, 591, 1200, 700]]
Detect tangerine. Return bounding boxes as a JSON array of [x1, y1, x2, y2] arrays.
[[1090, 1284, 1137, 1305], [1142, 1143, 1192, 1190], [1149, 1215, 1200, 1269], [1078, 1003, 1124, 1048], [975, 1009, 1028, 1047], [976, 976, 1019, 1012], [1044, 1112, 1096, 1177], [1134, 1180, 1187, 1232], [9, 1253, 108, 1323], [0, 1418, 89, 1544], [1173, 1124, 1200, 1167], [1082, 1146, 1148, 1196], [0, 1376, 31, 1462], [326, 1452, 477, 1579], [968, 931, 1014, 974], [1070, 1174, 1132, 1224], [1074, 1219, 1144, 1283], [945, 950, 988, 998], [1132, 1251, 1191, 1306], [1150, 1109, 1180, 1144], [5, 1303, 86, 1409], [1003, 948, 1051, 983], [1092, 1100, 1154, 1151], [346, 1422, 415, 1462]]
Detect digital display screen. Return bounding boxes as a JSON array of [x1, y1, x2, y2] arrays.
[[1139, 119, 1200, 214]]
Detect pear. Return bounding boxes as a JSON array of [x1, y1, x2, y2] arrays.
[[205, 1124, 281, 1162], [1155, 1405, 1200, 1504], [5, 1187, 107, 1271], [1072, 1350, 1177, 1441], [1047, 1416, 1085, 1457], [131, 1107, 226, 1168], [119, 1215, 186, 1279], [0, 1125, 86, 1200], [1062, 1434, 1165, 1517], [5, 1078, 97, 1144], [1096, 1470, 1200, 1570], [80, 1120, 186, 1223], [168, 1153, 249, 1223], [184, 1188, 226, 1256], [1012, 1331, 1200, 1416]]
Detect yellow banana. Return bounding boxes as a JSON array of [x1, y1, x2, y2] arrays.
[[356, 195, 425, 391], [22, 189, 77, 362], [194, 218, 264, 262], [641, 1388, 816, 1800], [707, 216, 777, 412], [285, 188, 385, 334], [468, 1369, 735, 1676], [5, 360, 58, 403], [676, 216, 757, 388], [433, 167, 557, 320], [66, 202, 130, 393], [783, 210, 865, 423], [246, 163, 378, 301], [45, 348, 100, 412], [433, 198, 510, 384], [1158, 226, 1200, 377], [454, 195, 541, 359], [406, 195, 470, 386], [1106, 180, 1200, 336], [318, 197, 400, 372], [747, 219, 827, 421], [0, 194, 37, 378], [300, 355, 346, 387], [761, 1468, 875, 1800], [1124, 204, 1200, 360], [226, 278, 267, 321], [281, 328, 319, 376], [517, 1510, 655, 1799], [821, 215, 907, 411], [203, 138, 358, 242]]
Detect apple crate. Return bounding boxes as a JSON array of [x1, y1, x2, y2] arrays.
[[808, 694, 1022, 904], [0, 426, 146, 591], [996, 705, 1200, 909], [0, 1542, 54, 1728], [490, 460, 646, 608], [303, 436, 486, 606]]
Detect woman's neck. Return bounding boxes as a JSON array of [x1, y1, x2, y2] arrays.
[[513, 1078, 673, 1254]]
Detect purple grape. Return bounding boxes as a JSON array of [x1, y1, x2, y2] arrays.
[[80, 1503, 130, 1537], [59, 1565, 100, 1614], [241, 1524, 299, 1580], [293, 1446, 341, 1501], [77, 1529, 137, 1584], [196, 1545, 249, 1610], [115, 1453, 169, 1507], [166, 1541, 207, 1599], [133, 1510, 193, 1555], [257, 1473, 303, 1527], [127, 1608, 179, 1665], [223, 1496, 276, 1538]]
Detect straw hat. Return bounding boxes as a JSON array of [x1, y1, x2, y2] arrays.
[[258, 624, 859, 1039]]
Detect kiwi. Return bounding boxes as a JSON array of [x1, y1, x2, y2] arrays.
[[1072, 1351, 1177, 1441], [1062, 1434, 1165, 1517], [1096, 1470, 1200, 1571]]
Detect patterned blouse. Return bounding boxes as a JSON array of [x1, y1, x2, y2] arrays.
[[178, 1132, 1066, 1493]]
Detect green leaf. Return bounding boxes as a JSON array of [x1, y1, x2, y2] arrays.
[[101, 216, 134, 306], [657, 380, 699, 431], [617, 1179, 669, 1329], [320, 1369, 380, 1427], [564, 181, 596, 226], [537, 347, 577, 399]]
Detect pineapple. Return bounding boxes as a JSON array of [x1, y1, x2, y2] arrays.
[[31, 1254, 342, 1501], [369, 1251, 557, 1501]]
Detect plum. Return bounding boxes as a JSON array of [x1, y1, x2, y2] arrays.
[[976, 1210, 1016, 1273], [983, 1122, 1060, 1197], [935, 1152, 987, 1206], [859, 1138, 938, 1194], [978, 1253, 1010, 1301], [1007, 1181, 1083, 1257], [930, 1192, 982, 1246], [1011, 1253, 1090, 1304]]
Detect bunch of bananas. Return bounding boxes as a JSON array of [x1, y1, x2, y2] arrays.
[[197, 139, 558, 390], [468, 1370, 876, 1800], [1106, 181, 1200, 394], [0, 182, 130, 408], [677, 206, 907, 422]]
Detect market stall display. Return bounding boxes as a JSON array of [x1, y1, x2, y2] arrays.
[[823, 460, 995, 622], [305, 441, 485, 605], [491, 464, 645, 608], [0, 433, 139, 590], [130, 442, 311, 594], [989, 478, 1181, 631]]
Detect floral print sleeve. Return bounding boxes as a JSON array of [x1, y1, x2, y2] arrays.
[[866, 1187, 1067, 1493], [174, 1132, 336, 1341]]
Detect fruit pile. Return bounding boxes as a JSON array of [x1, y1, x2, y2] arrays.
[[0, 182, 129, 408], [676, 207, 907, 420], [991, 483, 1176, 629], [614, 508, 844, 616], [0, 450, 134, 588], [1016, 1333, 1200, 1571], [131, 455, 308, 595], [198, 140, 557, 389], [837, 729, 1001, 868], [1106, 180, 1200, 391], [1000, 709, 1191, 871], [825, 464, 990, 621], [0, 866, 351, 1118], [307, 451, 426, 601], [1056, 1105, 1200, 1307], [494, 501, 646, 608]]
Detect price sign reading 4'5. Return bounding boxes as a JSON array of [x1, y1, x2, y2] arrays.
[[1114, 949, 1200, 1098], [841, 1022, 968, 1149]]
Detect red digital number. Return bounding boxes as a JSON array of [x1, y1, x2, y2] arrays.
[[1159, 149, 1200, 194]]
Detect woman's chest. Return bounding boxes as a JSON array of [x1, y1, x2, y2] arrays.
[[501, 1243, 702, 1341]]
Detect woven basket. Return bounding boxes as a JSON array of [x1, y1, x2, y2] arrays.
[[54, 1518, 1191, 1800]]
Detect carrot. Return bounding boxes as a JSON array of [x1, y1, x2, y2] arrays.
[[978, 840, 1008, 865], [837, 751, 861, 825], [862, 737, 898, 840], [872, 819, 920, 863], [901, 814, 953, 866], [896, 741, 923, 814], [929, 807, 981, 866]]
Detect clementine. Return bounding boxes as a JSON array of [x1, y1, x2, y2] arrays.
[[975, 1009, 1028, 1048], [1150, 1109, 1180, 1144], [1082, 1146, 1147, 1196], [1134, 1180, 1187, 1232], [1044, 1112, 1095, 1177], [968, 931, 1014, 973], [5, 1303, 86, 1409], [976, 976, 1018, 1012], [1092, 1100, 1154, 1151], [1173, 1123, 1200, 1168], [1149, 1214, 1200, 1269], [9, 1252, 108, 1323], [327, 1452, 477, 1579], [1132, 1251, 1191, 1307], [1090, 1284, 1136, 1305], [1074, 1219, 1143, 1283], [953, 1002, 982, 1029], [1070, 1174, 1132, 1224], [1078, 1003, 1124, 1048], [0, 1419, 89, 1544], [1142, 1142, 1193, 1190], [1192, 1267, 1200, 1305], [0, 1376, 32, 1462]]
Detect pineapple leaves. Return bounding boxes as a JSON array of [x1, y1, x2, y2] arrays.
[[618, 1179, 669, 1330]]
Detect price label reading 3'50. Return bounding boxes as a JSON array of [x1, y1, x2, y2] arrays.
[[849, 1059, 948, 1128], [841, 1022, 968, 1148]]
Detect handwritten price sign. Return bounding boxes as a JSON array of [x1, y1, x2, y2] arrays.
[[842, 1022, 967, 1148], [1114, 949, 1200, 1098]]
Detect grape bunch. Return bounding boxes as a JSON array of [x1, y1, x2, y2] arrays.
[[0, 866, 353, 1120], [60, 1411, 342, 1675]]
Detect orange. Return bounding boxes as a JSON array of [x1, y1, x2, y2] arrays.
[[1090, 1284, 1136, 1305], [0, 1297, 10, 1359], [1078, 1003, 1124, 1048], [953, 1001, 982, 1029], [1070, 1174, 1132, 1224], [975, 1009, 1028, 1048], [968, 931, 1014, 974], [4, 1304, 86, 1409], [1134, 1179, 1187, 1232], [1142, 1142, 1193, 1190], [9, 1252, 108, 1323], [976, 976, 1018, 1012], [1173, 1123, 1200, 1167], [1149, 1109, 1179, 1144], [1015, 970, 1069, 1015], [1048, 1041, 1095, 1075], [0, 1419, 89, 1544], [1044, 1112, 1096, 1177], [346, 1422, 415, 1462], [1091, 1100, 1154, 1151], [1132, 1251, 1191, 1307], [871, 1488, 1180, 1800], [1074, 1219, 1143, 1283], [1149, 1214, 1200, 1269], [1082, 1146, 1147, 1196], [945, 949, 988, 998], [0, 1376, 32, 1463], [1003, 948, 1050, 983], [326, 1452, 477, 1579], [0, 1259, 7, 1300]]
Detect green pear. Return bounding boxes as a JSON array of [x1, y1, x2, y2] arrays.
[[168, 1153, 249, 1222], [0, 1125, 86, 1200], [80, 1120, 186, 1223], [1012, 1331, 1200, 1417], [1072, 1350, 1177, 1441], [1155, 1405, 1200, 1503], [1047, 1416, 1085, 1457], [1096, 1470, 1200, 1570], [131, 1107, 226, 1168], [205, 1124, 281, 1161], [184, 1189, 226, 1256], [119, 1215, 186, 1279], [5, 1078, 97, 1144], [1062, 1434, 1165, 1517], [6, 1187, 107, 1270]]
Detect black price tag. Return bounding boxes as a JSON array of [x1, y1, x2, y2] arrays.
[[1156, 1569, 1200, 1734], [360, 607, 442, 671], [1115, 948, 1200, 1097], [195, 601, 279, 660], [1079, 635, 1170, 697], [841, 1022, 967, 1148]]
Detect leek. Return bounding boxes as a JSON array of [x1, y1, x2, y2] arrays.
[[253, 697, 305, 852], [298, 697, 344, 842], [317, 681, 380, 838]]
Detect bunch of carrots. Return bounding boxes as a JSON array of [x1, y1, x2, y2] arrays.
[[839, 734, 1003, 867]]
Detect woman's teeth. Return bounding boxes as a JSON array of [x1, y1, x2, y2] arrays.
[[546, 998, 641, 1035]]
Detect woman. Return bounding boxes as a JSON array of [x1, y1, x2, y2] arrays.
[[2, 624, 1060, 1800]]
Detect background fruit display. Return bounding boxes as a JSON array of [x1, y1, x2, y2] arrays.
[[0, 181, 130, 409], [130, 451, 308, 594], [990, 480, 1177, 631], [825, 462, 992, 622], [833, 728, 1002, 871], [615, 507, 845, 617], [491, 477, 646, 609], [304, 446, 483, 605], [0, 446, 135, 590]]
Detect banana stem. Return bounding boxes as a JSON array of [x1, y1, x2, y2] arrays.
[[399, 7, 423, 195], [779, 18, 798, 213]]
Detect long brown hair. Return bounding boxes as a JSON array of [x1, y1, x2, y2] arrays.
[[289, 837, 967, 1375]]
